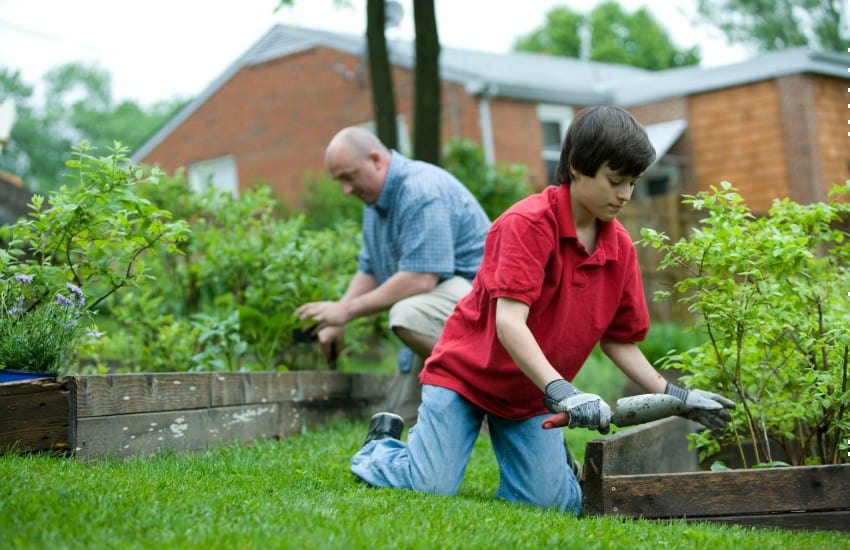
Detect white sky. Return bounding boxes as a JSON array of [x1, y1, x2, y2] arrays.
[[0, 0, 751, 106]]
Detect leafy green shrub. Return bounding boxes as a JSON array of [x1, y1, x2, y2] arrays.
[[642, 181, 850, 466], [442, 138, 532, 220], [0, 142, 189, 375], [1, 142, 190, 310], [638, 322, 707, 368], [296, 172, 363, 230], [99, 173, 376, 372]]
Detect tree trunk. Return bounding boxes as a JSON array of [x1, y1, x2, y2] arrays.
[[366, 0, 397, 149], [412, 0, 441, 164]]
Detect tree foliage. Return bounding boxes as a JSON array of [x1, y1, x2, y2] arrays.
[[695, 0, 850, 52], [513, 1, 700, 70], [0, 62, 186, 193]]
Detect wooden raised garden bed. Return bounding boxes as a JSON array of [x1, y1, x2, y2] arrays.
[[1, 371, 391, 460], [582, 417, 850, 532]]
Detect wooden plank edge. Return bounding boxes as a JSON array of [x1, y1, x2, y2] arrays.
[[656, 509, 850, 533], [600, 464, 850, 517]]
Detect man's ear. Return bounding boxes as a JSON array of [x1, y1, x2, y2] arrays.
[[370, 150, 390, 173]]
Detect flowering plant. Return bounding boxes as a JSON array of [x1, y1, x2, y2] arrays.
[[0, 274, 95, 376]]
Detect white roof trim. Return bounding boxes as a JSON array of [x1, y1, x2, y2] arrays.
[[645, 119, 687, 161]]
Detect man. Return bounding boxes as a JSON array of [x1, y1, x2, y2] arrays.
[[295, 127, 491, 422]]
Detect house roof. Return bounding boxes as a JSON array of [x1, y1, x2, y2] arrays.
[[132, 23, 850, 163], [614, 48, 850, 106]]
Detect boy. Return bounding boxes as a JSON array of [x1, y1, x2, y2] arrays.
[[350, 106, 734, 514]]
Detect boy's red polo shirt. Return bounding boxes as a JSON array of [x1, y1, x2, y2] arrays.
[[420, 184, 650, 420]]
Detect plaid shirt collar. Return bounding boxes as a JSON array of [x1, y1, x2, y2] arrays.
[[371, 151, 402, 217]]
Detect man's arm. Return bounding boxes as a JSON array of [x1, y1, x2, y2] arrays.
[[296, 271, 438, 328], [342, 271, 439, 321]]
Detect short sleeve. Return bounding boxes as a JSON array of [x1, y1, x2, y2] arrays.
[[480, 213, 554, 306]]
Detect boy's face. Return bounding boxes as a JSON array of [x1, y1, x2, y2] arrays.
[[570, 162, 640, 223]]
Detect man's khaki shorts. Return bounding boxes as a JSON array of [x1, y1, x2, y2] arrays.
[[388, 276, 473, 339]]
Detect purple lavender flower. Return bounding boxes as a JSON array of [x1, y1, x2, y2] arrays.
[[13, 274, 33, 283], [67, 282, 85, 306], [56, 293, 74, 308]]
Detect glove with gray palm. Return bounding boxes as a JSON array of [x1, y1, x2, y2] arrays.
[[543, 379, 611, 433], [664, 383, 735, 432]]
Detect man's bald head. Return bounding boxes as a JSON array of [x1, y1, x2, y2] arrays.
[[326, 127, 390, 165], [324, 127, 392, 205]]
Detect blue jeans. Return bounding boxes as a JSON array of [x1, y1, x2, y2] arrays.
[[350, 385, 582, 514]]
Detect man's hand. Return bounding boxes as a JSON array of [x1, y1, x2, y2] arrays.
[[295, 301, 350, 328], [542, 379, 611, 433], [665, 383, 735, 432], [317, 326, 343, 362]]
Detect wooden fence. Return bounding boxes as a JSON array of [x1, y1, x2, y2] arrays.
[[618, 194, 704, 325]]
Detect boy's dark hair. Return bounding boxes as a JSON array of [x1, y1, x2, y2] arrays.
[[554, 106, 656, 185]]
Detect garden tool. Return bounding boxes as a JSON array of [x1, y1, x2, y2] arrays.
[[608, 393, 688, 427], [542, 393, 688, 430], [292, 325, 338, 370]]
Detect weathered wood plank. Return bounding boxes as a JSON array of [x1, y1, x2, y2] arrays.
[[348, 373, 393, 401], [0, 377, 67, 397], [73, 372, 391, 418], [0, 387, 68, 422], [294, 371, 358, 401], [0, 383, 70, 452], [210, 372, 298, 407], [73, 403, 279, 459], [583, 416, 700, 516], [601, 464, 850, 518], [73, 373, 214, 417]]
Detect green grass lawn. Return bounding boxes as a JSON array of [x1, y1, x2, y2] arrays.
[[2, 419, 847, 550]]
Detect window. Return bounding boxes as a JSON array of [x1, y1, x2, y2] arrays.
[[537, 105, 574, 185], [188, 155, 238, 196]]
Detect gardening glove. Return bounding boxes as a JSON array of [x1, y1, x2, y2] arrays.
[[665, 383, 735, 432], [543, 379, 611, 434]]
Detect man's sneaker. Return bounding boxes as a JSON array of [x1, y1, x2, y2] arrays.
[[363, 412, 404, 446]]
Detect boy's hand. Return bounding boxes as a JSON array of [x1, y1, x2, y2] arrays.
[[665, 383, 735, 432], [542, 379, 611, 433]]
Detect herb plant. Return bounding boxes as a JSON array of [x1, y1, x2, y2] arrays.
[[0, 275, 93, 375]]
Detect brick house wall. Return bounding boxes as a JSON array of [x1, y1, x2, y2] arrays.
[[812, 75, 850, 198], [679, 74, 848, 214], [141, 47, 467, 206], [485, 99, 546, 187], [688, 80, 790, 213], [140, 45, 561, 206], [140, 43, 847, 219]]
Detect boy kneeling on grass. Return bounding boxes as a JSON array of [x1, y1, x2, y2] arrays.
[[350, 106, 735, 514]]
